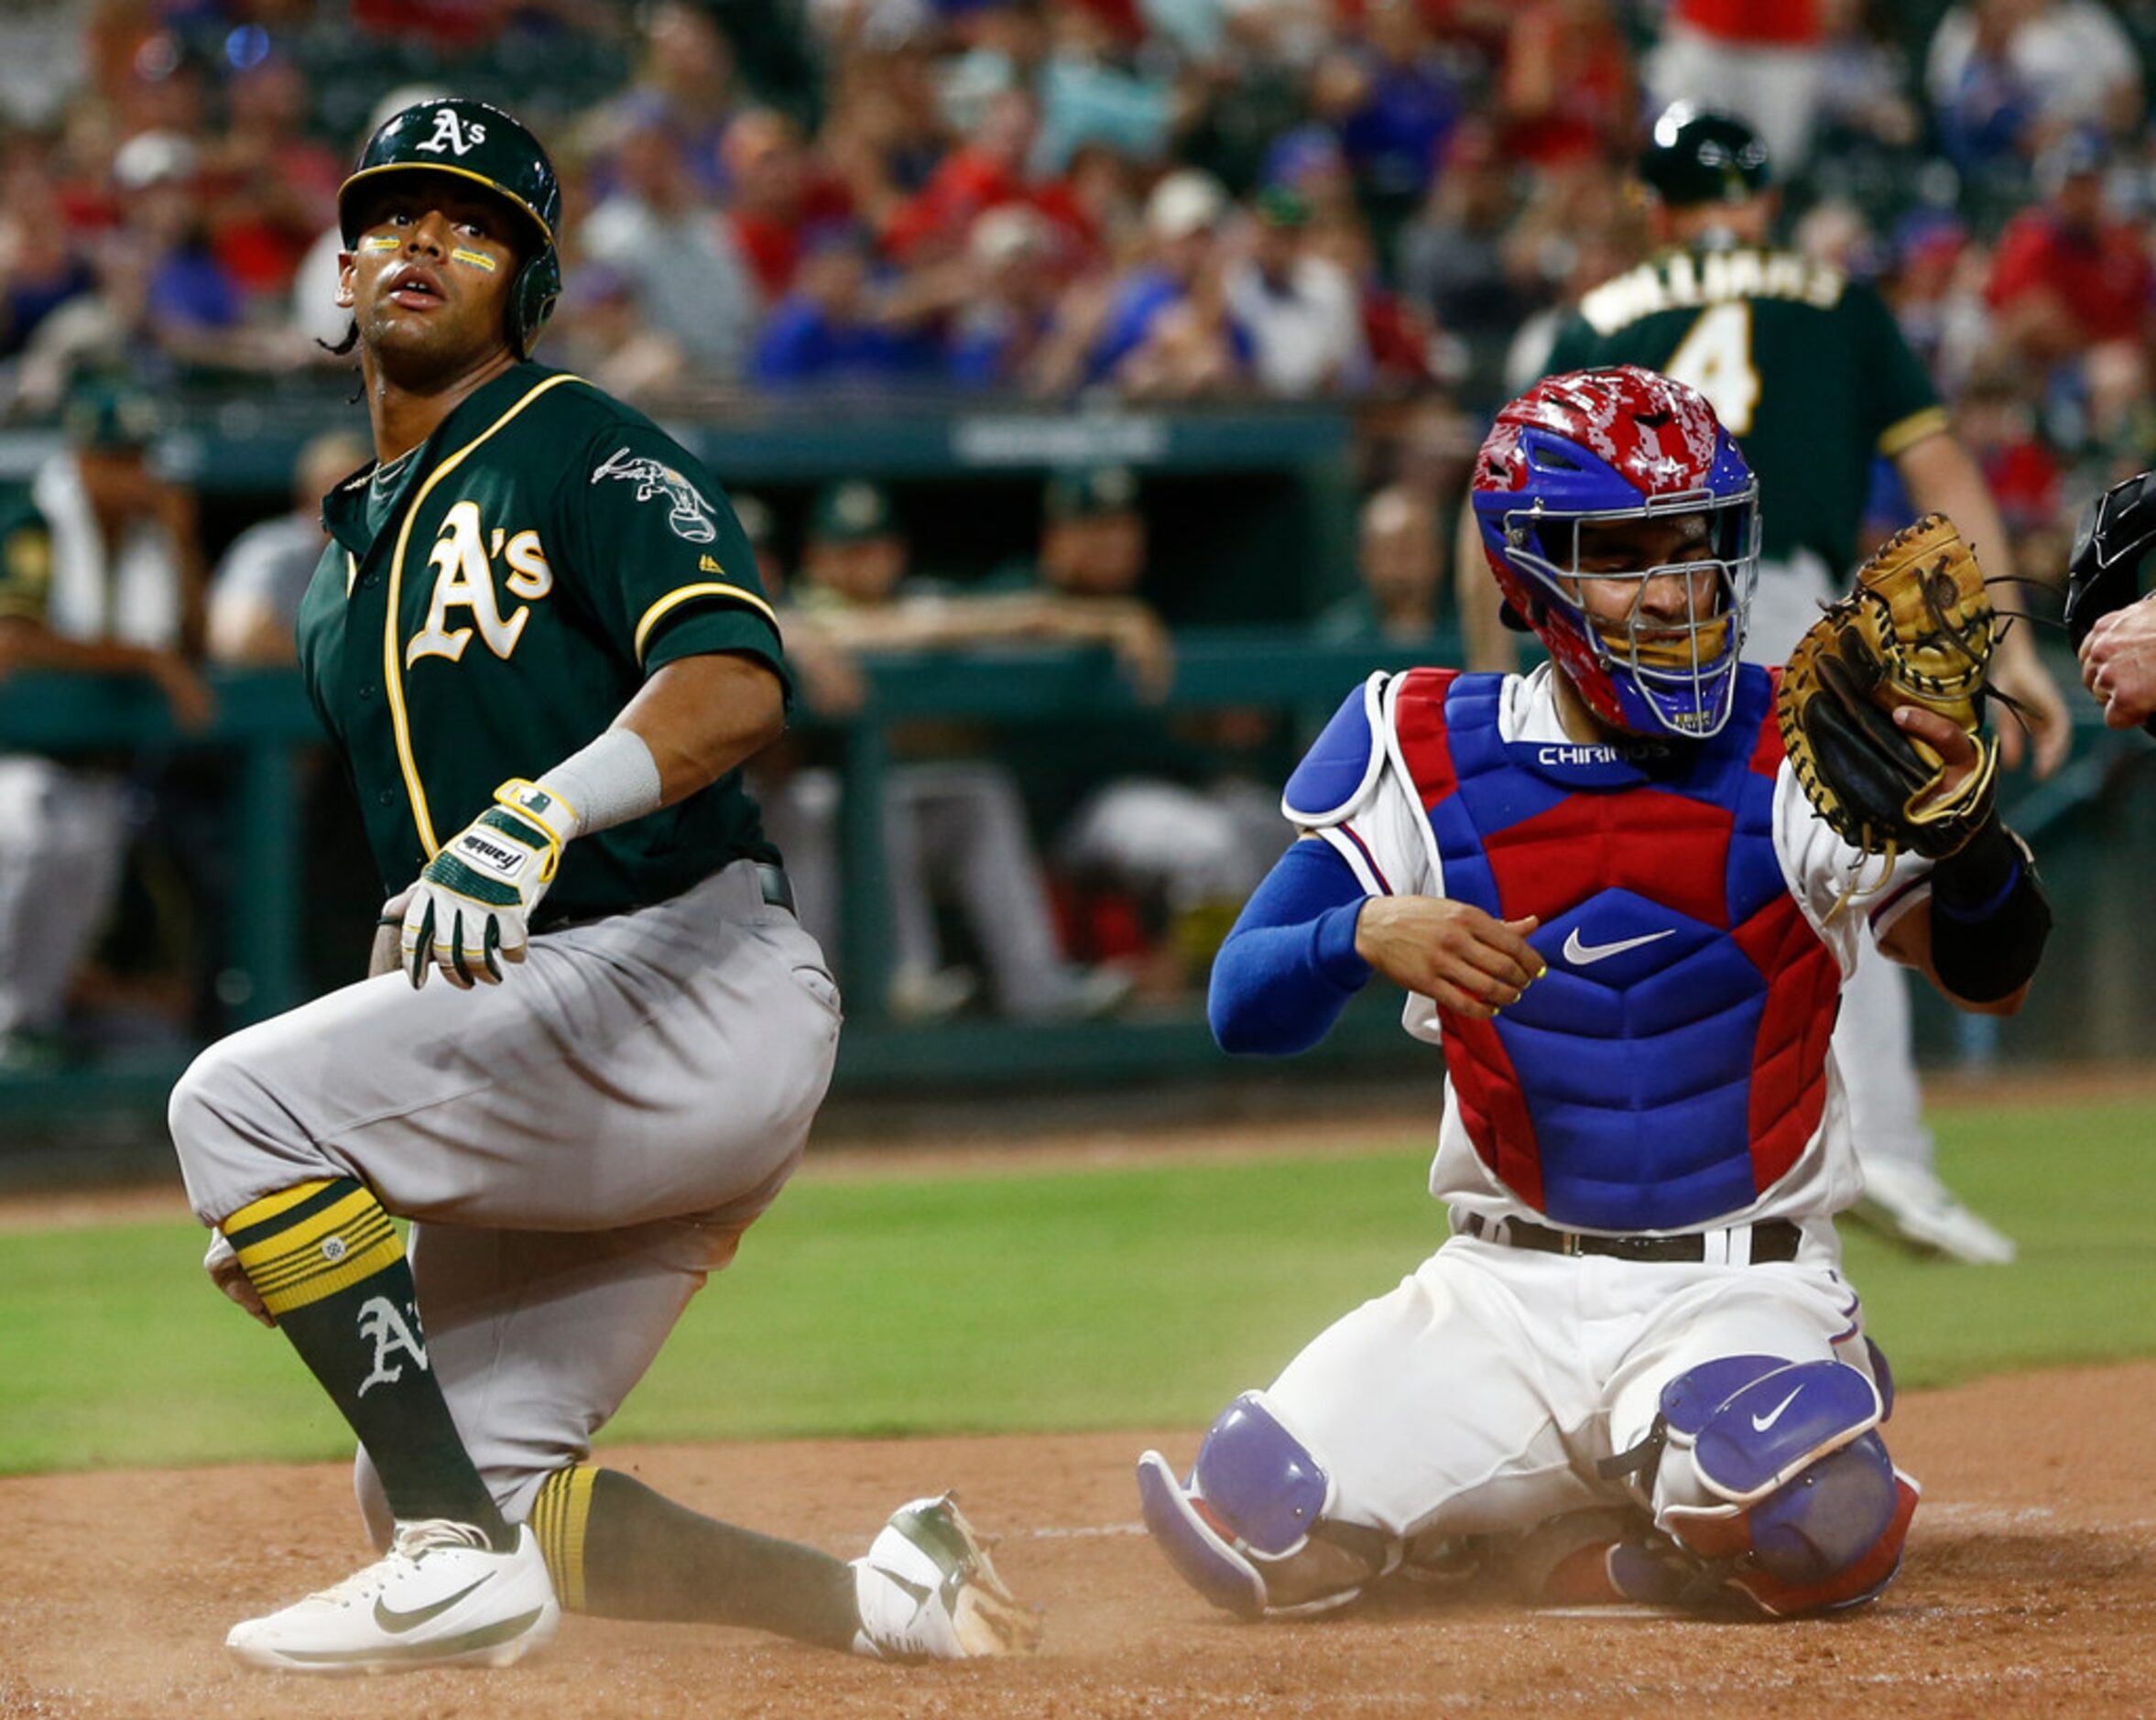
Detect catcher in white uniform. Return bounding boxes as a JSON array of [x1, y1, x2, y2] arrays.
[[1138, 366, 2051, 1619]]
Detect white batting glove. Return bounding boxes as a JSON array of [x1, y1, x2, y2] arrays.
[[400, 779, 576, 990]]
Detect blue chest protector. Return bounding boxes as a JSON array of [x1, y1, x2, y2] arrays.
[[1299, 667, 1840, 1232]]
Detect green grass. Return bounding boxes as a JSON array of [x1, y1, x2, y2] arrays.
[[5, 1096, 2152, 1476]]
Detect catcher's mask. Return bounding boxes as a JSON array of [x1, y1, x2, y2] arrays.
[[1472, 366, 1759, 739], [338, 97, 561, 360]]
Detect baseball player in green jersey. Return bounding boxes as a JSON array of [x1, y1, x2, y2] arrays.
[[1457, 104, 2069, 1264], [166, 99, 1038, 1675]]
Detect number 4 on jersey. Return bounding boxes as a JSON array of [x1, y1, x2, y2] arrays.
[[1664, 302, 1761, 436]]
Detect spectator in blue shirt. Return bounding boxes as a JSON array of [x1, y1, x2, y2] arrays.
[[947, 204, 1066, 391], [1085, 169, 1250, 396], [752, 224, 941, 390], [1326, 0, 1459, 212]]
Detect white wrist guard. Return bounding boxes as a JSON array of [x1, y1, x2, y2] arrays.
[[529, 727, 663, 840]]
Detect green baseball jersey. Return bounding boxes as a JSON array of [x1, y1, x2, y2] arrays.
[[0, 486, 54, 626], [299, 363, 789, 921], [1543, 246, 1947, 570]]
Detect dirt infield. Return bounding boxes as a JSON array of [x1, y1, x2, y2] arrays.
[[4, 1360, 2151, 1719]]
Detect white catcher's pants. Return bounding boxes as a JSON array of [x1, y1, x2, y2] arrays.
[[1264, 1232, 1878, 1542]]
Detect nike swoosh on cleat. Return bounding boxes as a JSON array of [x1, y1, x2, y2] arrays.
[[1562, 927, 1677, 965], [883, 1571, 934, 1608], [1750, 1387, 1805, 1433], [282, 1608, 550, 1666], [373, 1578, 488, 1634]]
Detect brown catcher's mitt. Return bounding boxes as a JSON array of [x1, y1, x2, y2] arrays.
[[1777, 513, 2002, 878]]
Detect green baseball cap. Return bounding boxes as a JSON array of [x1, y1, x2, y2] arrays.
[[810, 480, 898, 544], [1045, 465, 1140, 521], [62, 380, 164, 450], [1254, 185, 1312, 229]]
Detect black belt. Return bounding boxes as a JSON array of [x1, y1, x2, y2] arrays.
[[753, 861, 795, 913], [534, 860, 794, 934], [1459, 1213, 1802, 1265]]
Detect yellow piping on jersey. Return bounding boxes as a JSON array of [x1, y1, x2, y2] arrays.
[[1877, 405, 1949, 460], [383, 372, 587, 855], [632, 580, 780, 665]]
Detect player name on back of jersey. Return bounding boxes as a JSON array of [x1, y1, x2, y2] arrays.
[[1580, 248, 1845, 336]]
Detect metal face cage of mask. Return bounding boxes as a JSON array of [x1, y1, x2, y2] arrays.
[[1498, 484, 1761, 738]]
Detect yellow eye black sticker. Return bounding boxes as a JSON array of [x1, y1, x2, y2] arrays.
[[451, 247, 499, 273], [360, 234, 400, 253]]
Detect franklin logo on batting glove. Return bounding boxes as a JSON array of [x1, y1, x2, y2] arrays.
[[400, 778, 578, 989]]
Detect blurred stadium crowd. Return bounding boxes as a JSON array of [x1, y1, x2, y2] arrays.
[[1, 0, 2153, 1062], [0, 1, 2146, 422]]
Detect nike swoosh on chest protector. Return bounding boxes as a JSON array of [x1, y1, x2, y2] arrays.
[[1561, 926, 1678, 965]]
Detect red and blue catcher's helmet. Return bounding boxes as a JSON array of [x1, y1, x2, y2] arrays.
[[1472, 365, 1759, 739]]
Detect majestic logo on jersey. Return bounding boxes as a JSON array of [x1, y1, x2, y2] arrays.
[[406, 500, 555, 667], [415, 109, 486, 157], [592, 445, 718, 544], [354, 1297, 430, 1398]]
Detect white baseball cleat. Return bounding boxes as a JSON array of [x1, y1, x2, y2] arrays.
[[226, 1519, 559, 1675], [851, 1493, 1043, 1661], [1852, 1159, 2017, 1265]]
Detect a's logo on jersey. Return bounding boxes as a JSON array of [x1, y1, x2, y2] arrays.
[[406, 501, 554, 667], [592, 445, 718, 544], [415, 109, 486, 157], [354, 1297, 429, 1398]]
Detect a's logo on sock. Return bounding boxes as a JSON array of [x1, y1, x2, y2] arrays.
[[321, 1236, 349, 1263], [355, 1297, 430, 1399]]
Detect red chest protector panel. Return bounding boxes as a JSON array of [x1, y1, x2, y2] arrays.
[[1394, 668, 1841, 1232]]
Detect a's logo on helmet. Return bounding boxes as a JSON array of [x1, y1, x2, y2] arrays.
[[416, 108, 486, 158]]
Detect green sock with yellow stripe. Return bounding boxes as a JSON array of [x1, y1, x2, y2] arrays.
[[223, 1177, 509, 1550], [531, 1464, 855, 1646]]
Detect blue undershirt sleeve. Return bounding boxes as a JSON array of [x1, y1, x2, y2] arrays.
[[1208, 838, 1377, 1056]]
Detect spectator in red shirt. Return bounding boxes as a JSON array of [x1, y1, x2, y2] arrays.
[[722, 107, 856, 301], [1951, 371, 2061, 535], [199, 55, 342, 300], [1499, 0, 1636, 173], [822, 48, 950, 240], [882, 87, 1091, 267], [1987, 131, 2152, 363]]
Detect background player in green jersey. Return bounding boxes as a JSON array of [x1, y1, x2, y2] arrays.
[[165, 99, 1037, 1675], [1457, 104, 2069, 1267]]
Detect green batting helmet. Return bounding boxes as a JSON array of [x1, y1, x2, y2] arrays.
[[1639, 103, 1770, 208], [338, 97, 562, 359]]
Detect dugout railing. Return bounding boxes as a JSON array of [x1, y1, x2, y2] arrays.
[[1, 631, 2147, 1139], [0, 632, 1450, 1132]]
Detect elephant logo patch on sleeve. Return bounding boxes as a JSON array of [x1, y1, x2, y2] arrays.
[[593, 445, 719, 544]]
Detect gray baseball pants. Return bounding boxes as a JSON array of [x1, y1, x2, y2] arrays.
[[169, 858, 841, 1528]]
